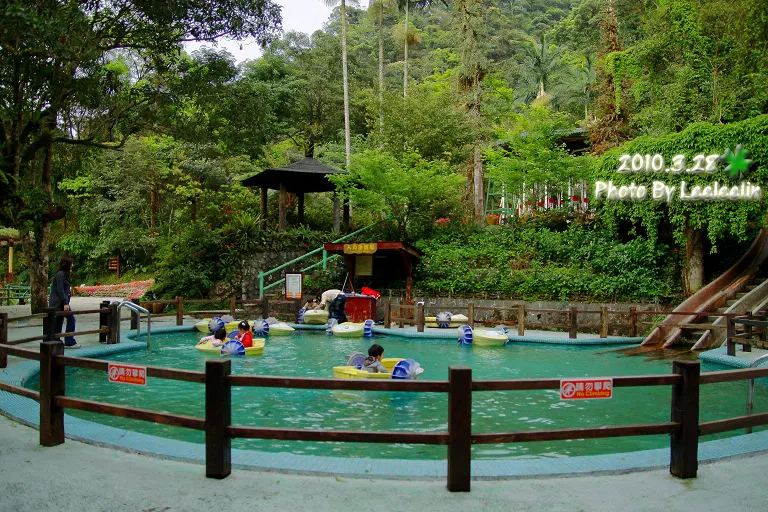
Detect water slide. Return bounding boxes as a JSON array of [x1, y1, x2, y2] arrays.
[[642, 224, 768, 349]]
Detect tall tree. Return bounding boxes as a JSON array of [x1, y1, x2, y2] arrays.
[[455, 0, 486, 223], [322, 0, 358, 169], [0, 0, 281, 311], [369, 0, 396, 135]]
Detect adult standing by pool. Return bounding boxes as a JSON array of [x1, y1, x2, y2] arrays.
[[48, 254, 80, 349]]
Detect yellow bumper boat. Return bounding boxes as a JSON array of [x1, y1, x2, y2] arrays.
[[195, 338, 265, 356], [333, 357, 424, 379]]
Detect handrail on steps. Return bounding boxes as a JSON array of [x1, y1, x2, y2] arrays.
[[258, 223, 376, 299], [116, 300, 151, 349]]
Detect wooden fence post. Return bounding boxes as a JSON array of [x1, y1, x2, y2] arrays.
[[629, 307, 637, 337], [43, 307, 57, 342], [744, 312, 753, 352], [726, 314, 735, 356], [600, 306, 608, 338], [384, 301, 391, 329], [447, 366, 472, 492], [569, 307, 577, 339], [467, 303, 474, 330], [416, 302, 424, 332], [517, 304, 525, 336], [107, 302, 120, 344], [206, 359, 232, 479], [0, 312, 7, 369], [229, 296, 237, 317], [670, 360, 700, 479], [176, 296, 184, 326], [398, 305, 404, 328], [40, 341, 65, 447], [262, 296, 270, 319], [129, 299, 139, 331]]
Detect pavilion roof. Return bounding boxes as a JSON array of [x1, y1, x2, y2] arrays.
[[240, 157, 346, 193]]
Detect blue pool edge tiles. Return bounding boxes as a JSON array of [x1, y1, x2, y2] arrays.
[[1, 326, 767, 480]]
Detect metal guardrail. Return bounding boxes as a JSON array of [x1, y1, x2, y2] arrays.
[[258, 223, 376, 299], [0, 284, 31, 305], [116, 300, 151, 349]]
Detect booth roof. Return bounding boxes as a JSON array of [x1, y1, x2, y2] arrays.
[[240, 157, 346, 193]]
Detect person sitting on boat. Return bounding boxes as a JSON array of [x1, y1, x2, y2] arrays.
[[363, 344, 388, 374], [197, 327, 227, 347], [234, 321, 254, 348], [314, 289, 342, 310]]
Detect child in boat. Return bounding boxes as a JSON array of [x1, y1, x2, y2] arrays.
[[363, 343, 388, 373], [234, 320, 253, 348], [197, 327, 227, 347]]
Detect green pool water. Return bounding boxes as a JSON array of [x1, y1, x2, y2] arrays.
[[28, 330, 768, 460]]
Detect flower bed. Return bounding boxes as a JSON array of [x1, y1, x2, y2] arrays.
[[73, 280, 154, 300]]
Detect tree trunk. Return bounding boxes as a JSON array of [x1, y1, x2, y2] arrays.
[[403, 0, 409, 98], [472, 146, 484, 222], [341, 0, 352, 169], [683, 226, 705, 294], [25, 129, 56, 313], [378, 4, 385, 136]]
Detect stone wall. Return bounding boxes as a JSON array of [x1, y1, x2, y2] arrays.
[[377, 290, 672, 336], [242, 251, 306, 300]]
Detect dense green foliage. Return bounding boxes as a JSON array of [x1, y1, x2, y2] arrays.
[[415, 221, 680, 301]]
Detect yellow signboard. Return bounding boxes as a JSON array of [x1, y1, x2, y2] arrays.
[[343, 243, 378, 254]]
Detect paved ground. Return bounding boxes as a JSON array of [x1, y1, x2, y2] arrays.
[[1, 413, 767, 512]]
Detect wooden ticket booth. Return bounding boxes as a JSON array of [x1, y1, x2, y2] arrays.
[[322, 241, 422, 322]]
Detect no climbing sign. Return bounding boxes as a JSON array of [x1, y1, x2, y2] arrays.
[[108, 363, 147, 386], [560, 378, 613, 400]]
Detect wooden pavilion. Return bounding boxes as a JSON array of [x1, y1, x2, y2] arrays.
[[241, 158, 349, 231]]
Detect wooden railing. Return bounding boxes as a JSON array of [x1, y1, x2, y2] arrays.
[[1, 341, 767, 491], [381, 301, 768, 340]]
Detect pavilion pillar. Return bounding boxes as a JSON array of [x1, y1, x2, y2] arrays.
[[402, 253, 413, 304], [260, 187, 268, 230], [342, 196, 350, 232], [298, 192, 305, 225], [333, 193, 341, 232], [7, 240, 13, 282], [279, 183, 287, 232]]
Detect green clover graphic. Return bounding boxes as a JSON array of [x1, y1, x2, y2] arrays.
[[721, 145, 753, 179]]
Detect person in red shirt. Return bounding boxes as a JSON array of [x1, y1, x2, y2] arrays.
[[235, 321, 253, 348]]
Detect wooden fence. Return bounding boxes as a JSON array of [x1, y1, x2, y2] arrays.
[[1, 340, 767, 491]]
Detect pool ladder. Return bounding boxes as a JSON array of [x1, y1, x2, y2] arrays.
[[746, 353, 768, 433], [115, 300, 152, 349]]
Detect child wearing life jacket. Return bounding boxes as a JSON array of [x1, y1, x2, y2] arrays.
[[235, 321, 253, 348]]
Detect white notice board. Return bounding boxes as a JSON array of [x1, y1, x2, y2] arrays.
[[285, 273, 303, 299]]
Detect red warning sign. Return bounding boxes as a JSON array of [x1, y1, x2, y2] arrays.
[[560, 378, 613, 400], [108, 363, 147, 386]]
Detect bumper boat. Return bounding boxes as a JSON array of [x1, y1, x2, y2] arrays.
[[331, 322, 364, 337], [194, 316, 238, 334], [333, 353, 424, 379], [269, 322, 295, 336], [425, 313, 469, 328], [195, 338, 265, 356], [458, 325, 509, 347], [302, 309, 330, 325]]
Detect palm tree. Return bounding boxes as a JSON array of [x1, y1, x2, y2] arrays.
[[397, 0, 439, 98], [322, 0, 358, 169], [369, 0, 396, 134], [523, 34, 560, 100]]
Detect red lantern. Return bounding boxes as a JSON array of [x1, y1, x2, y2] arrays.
[[571, 195, 580, 201], [537, 201, 544, 207]]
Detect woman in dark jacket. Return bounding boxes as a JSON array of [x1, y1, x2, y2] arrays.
[[48, 255, 79, 348]]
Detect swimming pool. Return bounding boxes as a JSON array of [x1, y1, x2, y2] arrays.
[[26, 329, 768, 461]]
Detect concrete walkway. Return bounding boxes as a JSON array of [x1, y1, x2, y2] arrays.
[[0, 413, 766, 512]]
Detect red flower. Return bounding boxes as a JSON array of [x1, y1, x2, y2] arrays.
[[571, 195, 580, 201], [537, 201, 544, 207]]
